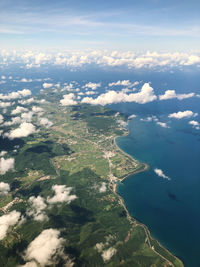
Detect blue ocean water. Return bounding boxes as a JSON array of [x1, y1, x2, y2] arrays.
[[117, 116, 200, 267]]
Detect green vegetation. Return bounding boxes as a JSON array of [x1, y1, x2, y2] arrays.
[[0, 97, 183, 267]]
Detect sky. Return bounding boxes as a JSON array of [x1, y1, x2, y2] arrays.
[[0, 0, 200, 52]]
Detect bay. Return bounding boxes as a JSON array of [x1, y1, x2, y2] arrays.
[[117, 117, 200, 267]]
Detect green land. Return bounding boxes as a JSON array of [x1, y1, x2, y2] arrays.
[[0, 90, 184, 267]]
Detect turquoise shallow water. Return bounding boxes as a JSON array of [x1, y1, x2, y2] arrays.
[[117, 118, 200, 267]]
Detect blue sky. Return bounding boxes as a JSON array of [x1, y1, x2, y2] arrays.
[[1, 0, 200, 51]]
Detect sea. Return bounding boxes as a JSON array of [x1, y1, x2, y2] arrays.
[[1, 64, 200, 266]]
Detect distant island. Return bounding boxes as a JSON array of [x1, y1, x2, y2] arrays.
[[0, 89, 183, 267]]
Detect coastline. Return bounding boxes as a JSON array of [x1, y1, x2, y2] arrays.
[[112, 135, 184, 267], [114, 136, 149, 182]]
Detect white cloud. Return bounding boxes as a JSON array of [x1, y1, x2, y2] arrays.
[[19, 98, 35, 105], [0, 182, 10, 195], [3, 116, 21, 126], [42, 83, 54, 89], [85, 91, 97, 95], [189, 120, 199, 126], [159, 90, 195, 100], [20, 78, 33, 83], [19, 262, 38, 267], [19, 89, 32, 97], [11, 106, 28, 115], [3, 50, 200, 69], [156, 121, 169, 128], [83, 82, 101, 90], [27, 196, 47, 221], [0, 157, 15, 174], [7, 122, 36, 139], [82, 83, 157, 105], [23, 229, 64, 266], [159, 90, 177, 100], [101, 247, 117, 262], [128, 114, 137, 119], [0, 151, 7, 157], [0, 102, 12, 108], [183, 55, 200, 65], [108, 80, 139, 88], [21, 111, 34, 122], [60, 93, 78, 106], [108, 80, 131, 87], [154, 168, 170, 180], [168, 110, 198, 119], [0, 88, 31, 101], [117, 119, 128, 128], [0, 114, 3, 124], [176, 93, 195, 100], [189, 120, 200, 130], [38, 117, 53, 128], [61, 83, 74, 92], [32, 106, 44, 113], [47, 185, 77, 204], [99, 182, 107, 193], [140, 116, 155, 122], [0, 210, 21, 240]]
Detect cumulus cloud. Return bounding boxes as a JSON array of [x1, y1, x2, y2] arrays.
[[0, 151, 7, 157], [0, 182, 10, 195], [19, 89, 32, 97], [32, 106, 44, 113], [141, 115, 158, 122], [38, 117, 53, 128], [108, 80, 139, 88], [0, 157, 15, 174], [183, 55, 200, 65], [159, 90, 195, 100], [21, 111, 34, 122], [3, 50, 200, 69], [7, 122, 36, 139], [189, 120, 199, 126], [3, 116, 21, 126], [47, 185, 77, 204], [83, 82, 101, 90], [11, 106, 28, 115], [101, 247, 117, 262], [154, 168, 170, 180], [23, 229, 64, 266], [27, 196, 47, 221], [0, 102, 12, 108], [189, 120, 200, 130], [168, 110, 198, 119], [19, 262, 38, 267], [20, 78, 33, 83], [42, 83, 54, 89], [117, 120, 128, 128], [0, 210, 21, 240], [85, 91, 97, 95], [128, 114, 137, 119], [99, 182, 107, 193], [0, 114, 3, 124], [60, 93, 78, 106], [156, 121, 169, 128], [19, 98, 35, 105], [82, 83, 157, 105], [0, 89, 31, 101]]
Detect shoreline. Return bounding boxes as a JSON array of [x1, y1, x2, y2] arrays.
[[114, 136, 149, 182], [112, 135, 184, 267]]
